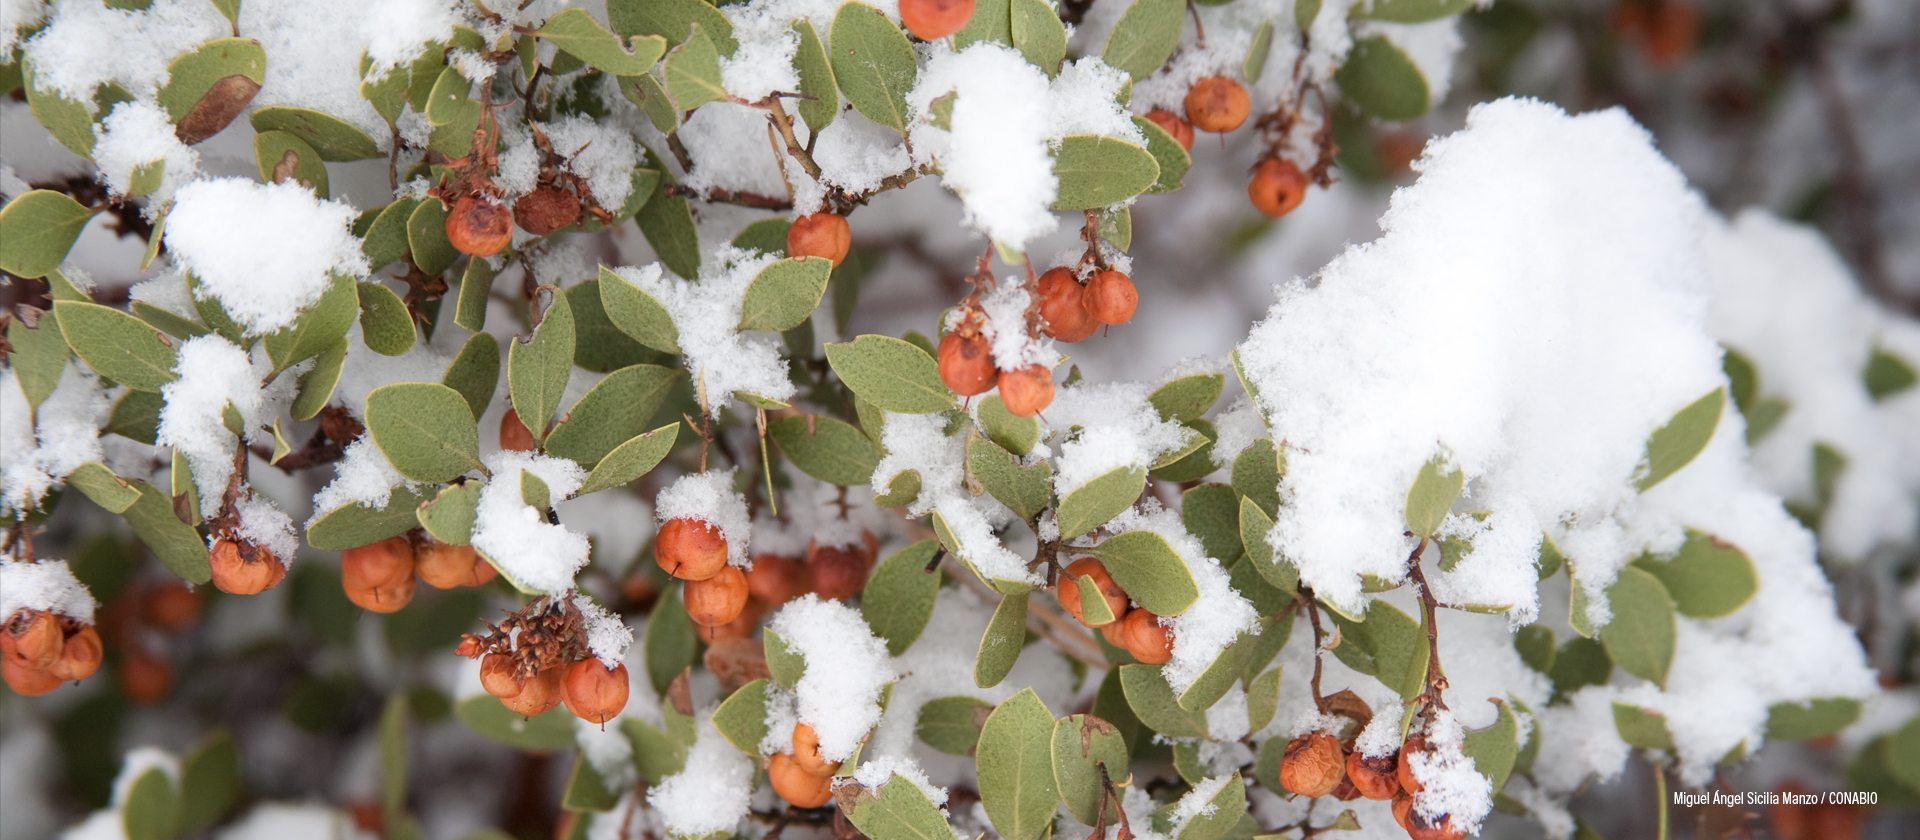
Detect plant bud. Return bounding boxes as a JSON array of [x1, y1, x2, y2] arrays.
[[513, 185, 580, 236], [144, 581, 203, 631], [1036, 267, 1098, 342], [685, 564, 750, 627], [1122, 608, 1174, 665], [998, 365, 1054, 418], [1397, 736, 1427, 794], [209, 538, 288, 595], [563, 659, 630, 724], [898, 0, 976, 42], [1145, 109, 1195, 152], [1084, 270, 1138, 326], [769, 751, 836, 808], [786, 212, 852, 267], [747, 554, 812, 606], [1279, 733, 1346, 797], [342, 536, 417, 614], [480, 653, 522, 699], [655, 518, 730, 581], [1184, 77, 1250, 133], [49, 625, 102, 682], [1249, 158, 1308, 219], [454, 635, 484, 658], [416, 540, 485, 589], [791, 722, 840, 777], [5, 610, 63, 670], [937, 331, 998, 397], [1346, 748, 1401, 800], [2, 656, 62, 696], [1055, 558, 1128, 628], [446, 194, 513, 257], [500, 665, 564, 717], [808, 542, 870, 601], [119, 649, 172, 705], [500, 408, 537, 452]]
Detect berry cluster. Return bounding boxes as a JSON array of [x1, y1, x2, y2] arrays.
[[459, 596, 629, 724], [1279, 723, 1465, 840], [768, 722, 841, 808], [1053, 558, 1174, 665], [341, 533, 498, 614], [1, 608, 102, 696], [652, 518, 877, 641]]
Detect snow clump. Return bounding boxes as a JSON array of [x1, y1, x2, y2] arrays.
[[162, 178, 368, 335]]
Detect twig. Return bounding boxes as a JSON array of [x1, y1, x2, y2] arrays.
[[764, 95, 823, 182], [1405, 539, 1449, 717], [1304, 591, 1329, 714], [663, 184, 794, 210]]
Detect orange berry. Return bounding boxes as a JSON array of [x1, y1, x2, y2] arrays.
[[416, 540, 485, 589], [1614, 1, 1699, 69], [4, 610, 63, 671], [1145, 109, 1195, 152], [2, 656, 62, 696], [1054, 558, 1128, 628], [791, 722, 839, 777], [49, 625, 102, 682], [899, 0, 976, 42], [1393, 790, 1467, 840], [1122, 608, 1173, 664], [1248, 158, 1308, 219], [807, 541, 872, 601], [685, 564, 750, 627], [342, 536, 417, 614], [209, 538, 288, 595], [1036, 268, 1098, 343], [143, 581, 202, 631], [1280, 733, 1346, 798], [119, 650, 172, 705], [501, 406, 537, 452], [1346, 749, 1401, 800], [747, 554, 812, 606], [1083, 270, 1137, 326], [1397, 736, 1427, 794], [1100, 616, 1131, 649], [655, 518, 730, 581], [513, 185, 580, 236], [446, 194, 513, 257], [501, 666, 563, 716], [1184, 77, 1250, 133], [786, 213, 852, 267], [937, 331, 998, 397], [998, 365, 1054, 418], [696, 612, 759, 643], [480, 653, 522, 699], [769, 751, 836, 808], [562, 659, 630, 724]]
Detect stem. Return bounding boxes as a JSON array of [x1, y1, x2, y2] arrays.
[[1405, 539, 1450, 717], [764, 96, 823, 182], [1304, 592, 1328, 714], [1655, 761, 1669, 840]]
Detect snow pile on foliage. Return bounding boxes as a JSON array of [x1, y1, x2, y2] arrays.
[[1043, 381, 1196, 497], [1, 363, 108, 516], [92, 101, 199, 205], [1106, 505, 1257, 693], [0, 558, 97, 624], [766, 595, 895, 763], [20, 0, 228, 102], [649, 713, 753, 836], [240, 0, 456, 142], [572, 594, 633, 667], [157, 335, 297, 506], [610, 252, 796, 415], [870, 411, 1040, 587], [163, 178, 367, 334], [470, 451, 589, 594], [654, 470, 753, 567]]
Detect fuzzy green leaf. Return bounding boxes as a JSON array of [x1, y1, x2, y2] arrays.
[[635, 178, 701, 280], [1051, 135, 1161, 210], [67, 462, 140, 514], [306, 487, 431, 551], [976, 689, 1060, 840], [1052, 714, 1128, 825], [1611, 702, 1674, 750], [863, 541, 941, 656], [791, 19, 839, 134], [968, 435, 1053, 522], [662, 25, 727, 112], [976, 394, 1039, 455], [1011, 0, 1067, 77], [1635, 388, 1724, 492], [508, 293, 577, 447], [1405, 454, 1463, 538], [1, 191, 95, 279], [770, 415, 881, 486], [1089, 529, 1201, 616], [417, 481, 481, 545], [122, 767, 179, 840], [598, 264, 681, 353], [1632, 529, 1757, 619], [1117, 664, 1207, 738], [1056, 466, 1147, 539], [1231, 440, 1281, 518], [7, 310, 67, 408], [177, 731, 240, 835], [607, 0, 738, 55], [537, 8, 667, 76], [253, 130, 330, 197], [838, 774, 958, 840], [1599, 566, 1676, 687], [249, 106, 382, 160], [442, 333, 501, 421], [454, 695, 578, 751], [365, 382, 483, 482], [357, 282, 417, 356], [711, 678, 772, 755], [1461, 698, 1519, 790], [830, 2, 917, 133], [406, 199, 459, 276], [546, 365, 682, 467], [1102, 0, 1184, 81], [976, 589, 1031, 689], [54, 300, 179, 390], [576, 423, 680, 496], [917, 696, 994, 756], [645, 587, 698, 696], [1764, 698, 1863, 741], [1333, 36, 1430, 121], [121, 480, 211, 583], [455, 255, 495, 331], [1181, 483, 1243, 566], [826, 335, 955, 413], [739, 256, 832, 333]]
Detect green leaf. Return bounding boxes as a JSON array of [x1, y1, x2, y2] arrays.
[[830, 2, 917, 133], [0, 191, 95, 278], [711, 678, 771, 754], [379, 693, 409, 820], [1240, 497, 1296, 595], [1405, 453, 1463, 538], [917, 696, 994, 756], [956, 0, 1014, 49], [1011, 0, 1067, 77], [577, 423, 680, 495], [1610, 702, 1674, 750], [617, 71, 681, 134], [1765, 698, 1862, 741], [454, 695, 578, 750], [1885, 715, 1920, 792], [442, 333, 501, 421], [159, 38, 265, 144], [1177, 621, 1266, 712], [622, 718, 689, 784], [121, 480, 210, 583], [1599, 566, 1675, 688], [598, 264, 681, 353], [1118, 664, 1207, 738], [874, 469, 921, 508], [1102, 0, 1184, 80], [976, 689, 1060, 840], [424, 66, 471, 127], [1514, 625, 1555, 674], [54, 301, 179, 390], [764, 628, 805, 689], [306, 487, 431, 551], [7, 310, 68, 408], [862, 541, 940, 656], [662, 25, 727, 112], [1333, 36, 1430, 122], [1052, 714, 1128, 825], [537, 8, 667, 76], [731, 218, 792, 256], [508, 293, 576, 447], [417, 481, 481, 545], [1231, 440, 1281, 518], [645, 587, 699, 696], [562, 753, 619, 812], [547, 365, 682, 467], [1864, 347, 1917, 401], [1636, 388, 1724, 492], [1051, 135, 1161, 210], [1461, 698, 1519, 791], [455, 256, 495, 332], [407, 199, 460, 277], [1328, 600, 1427, 699], [68, 462, 140, 514], [635, 178, 701, 280], [357, 282, 417, 356], [1089, 529, 1201, 616], [827, 335, 955, 413], [1056, 466, 1147, 539], [132, 300, 207, 341], [1355, 0, 1476, 23], [1097, 205, 1132, 252], [177, 731, 240, 835], [122, 767, 179, 840], [1246, 666, 1282, 733], [791, 19, 839, 133], [254, 130, 330, 197], [838, 773, 959, 840], [1631, 529, 1757, 619], [21, 63, 98, 156], [363, 199, 423, 271], [1173, 774, 1244, 840], [968, 435, 1053, 521], [607, 0, 738, 55], [249, 106, 383, 160], [1181, 483, 1243, 566], [365, 382, 484, 482], [1150, 374, 1224, 425], [1150, 419, 1217, 483], [976, 589, 1031, 689], [739, 256, 832, 333], [1548, 636, 1611, 699], [768, 415, 879, 486], [1243, 20, 1274, 82], [976, 394, 1039, 455], [520, 470, 551, 513], [108, 388, 164, 445]]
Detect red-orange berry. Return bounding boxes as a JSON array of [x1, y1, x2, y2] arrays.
[[808, 541, 872, 601], [209, 539, 288, 595], [416, 540, 486, 589], [1145, 109, 1195, 152], [937, 331, 998, 397], [562, 659, 631, 724], [342, 536, 417, 614], [4, 610, 63, 671], [685, 564, 750, 627], [1398, 736, 1428, 794], [1100, 616, 1132, 649], [1280, 733, 1346, 797], [119, 649, 172, 705], [513, 185, 580, 236], [2, 656, 62, 695], [1249, 158, 1308, 219], [49, 625, 102, 682], [447, 194, 513, 257], [480, 653, 522, 699], [656, 518, 730, 581], [1054, 558, 1129, 628], [786, 213, 852, 267], [998, 365, 1054, 418], [791, 722, 839, 777], [1393, 791, 1467, 840], [1083, 270, 1137, 326], [747, 554, 812, 606], [144, 581, 202, 631], [1036, 268, 1098, 342], [1184, 77, 1250, 133], [1122, 608, 1173, 664], [769, 751, 835, 808], [501, 666, 563, 716], [1346, 749, 1401, 800], [1613, 1, 1700, 69], [899, 0, 977, 42]]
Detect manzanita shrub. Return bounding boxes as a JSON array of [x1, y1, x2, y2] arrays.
[[3, 2, 1920, 840]]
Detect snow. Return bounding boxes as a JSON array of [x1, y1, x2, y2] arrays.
[[91, 100, 198, 206], [1106, 503, 1257, 693], [1042, 380, 1194, 498], [973, 274, 1057, 372], [1204, 683, 1250, 742], [239, 0, 455, 143], [647, 712, 754, 837], [156, 335, 260, 504], [0, 0, 47, 57], [130, 267, 197, 318], [907, 43, 1060, 250], [163, 178, 369, 335], [867, 410, 1040, 586], [216, 803, 375, 840], [21, 0, 228, 104], [765, 595, 896, 763], [576, 715, 639, 790], [538, 115, 643, 209], [1, 362, 109, 516], [469, 450, 591, 595], [1406, 711, 1492, 834], [1166, 776, 1231, 834], [309, 435, 414, 515], [653, 470, 753, 567], [609, 254, 797, 415], [234, 492, 298, 560], [851, 755, 948, 808], [573, 593, 634, 668], [0, 557, 97, 625]]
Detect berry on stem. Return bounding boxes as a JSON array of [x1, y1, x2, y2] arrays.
[[655, 518, 730, 581], [562, 658, 630, 724], [786, 212, 852, 267], [5, 611, 62, 671], [769, 751, 835, 808], [1037, 267, 1099, 342], [1146, 109, 1195, 152], [1184, 77, 1250, 133], [746, 554, 812, 606], [899, 0, 977, 42], [2, 656, 63, 695], [342, 536, 418, 614], [791, 722, 838, 777], [144, 582, 202, 631], [49, 625, 102, 682], [937, 331, 999, 397], [1249, 158, 1308, 219], [808, 540, 873, 601], [1084, 270, 1138, 326], [1121, 608, 1173, 664], [685, 564, 750, 627], [119, 650, 172, 705], [513, 185, 580, 236], [1279, 733, 1346, 797], [500, 666, 563, 716], [998, 365, 1054, 418], [446, 194, 514, 257], [1397, 736, 1428, 794], [209, 538, 288, 595], [480, 653, 522, 699], [1054, 558, 1129, 628], [417, 540, 489, 589], [1345, 749, 1401, 800]]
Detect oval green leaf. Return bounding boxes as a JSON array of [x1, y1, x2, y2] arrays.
[[357, 282, 417, 356], [826, 334, 955, 413], [546, 364, 683, 468], [1599, 565, 1676, 688], [976, 689, 1060, 840], [1052, 714, 1128, 825], [1055, 465, 1147, 539], [829, 2, 916, 133], [0, 191, 95, 279], [577, 423, 680, 496], [1101, 0, 1184, 80], [1089, 528, 1201, 616], [364, 382, 483, 482], [54, 300, 179, 391], [1635, 387, 1725, 492], [1051, 135, 1161, 210], [1333, 36, 1430, 122], [508, 293, 577, 446], [739, 256, 832, 333], [249, 106, 383, 161], [1405, 453, 1463, 538], [976, 588, 1030, 689]]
